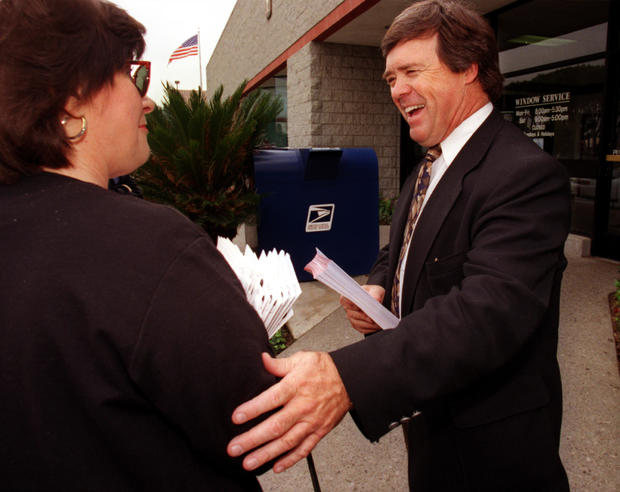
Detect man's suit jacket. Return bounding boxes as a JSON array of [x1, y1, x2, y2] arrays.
[[331, 110, 571, 491]]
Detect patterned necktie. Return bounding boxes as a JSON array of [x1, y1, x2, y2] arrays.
[[391, 145, 442, 316]]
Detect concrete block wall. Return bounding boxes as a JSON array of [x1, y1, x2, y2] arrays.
[[288, 41, 400, 199], [287, 43, 314, 147], [207, 0, 343, 97]]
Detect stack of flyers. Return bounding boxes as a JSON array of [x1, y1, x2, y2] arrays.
[[304, 248, 399, 330], [217, 237, 302, 338]]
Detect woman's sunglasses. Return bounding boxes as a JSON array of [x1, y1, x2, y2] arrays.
[[126, 60, 151, 97]]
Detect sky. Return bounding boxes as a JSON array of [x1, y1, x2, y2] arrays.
[[112, 0, 237, 105]]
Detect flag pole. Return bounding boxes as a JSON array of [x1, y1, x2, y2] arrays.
[[197, 28, 203, 92]]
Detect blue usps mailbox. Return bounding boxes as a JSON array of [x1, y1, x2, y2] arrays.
[[253, 147, 379, 281]]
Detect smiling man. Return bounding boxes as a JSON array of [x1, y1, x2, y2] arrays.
[[227, 1, 571, 490], [383, 35, 487, 149]]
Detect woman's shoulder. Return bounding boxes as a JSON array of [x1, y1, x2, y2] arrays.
[[24, 173, 210, 254], [107, 191, 201, 234], [100, 187, 211, 253]]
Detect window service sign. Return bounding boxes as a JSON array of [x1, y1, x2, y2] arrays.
[[514, 91, 570, 139]]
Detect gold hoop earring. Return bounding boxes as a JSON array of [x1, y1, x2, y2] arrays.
[[61, 115, 87, 141]]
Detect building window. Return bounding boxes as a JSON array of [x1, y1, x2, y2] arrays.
[[258, 75, 288, 147], [496, 0, 610, 238]]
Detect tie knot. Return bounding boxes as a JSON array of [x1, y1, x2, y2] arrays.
[[424, 145, 442, 163]]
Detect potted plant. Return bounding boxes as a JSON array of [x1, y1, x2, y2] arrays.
[[136, 81, 282, 240], [379, 195, 396, 226]]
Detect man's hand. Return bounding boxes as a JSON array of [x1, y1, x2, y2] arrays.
[[340, 284, 386, 334], [227, 351, 352, 473]]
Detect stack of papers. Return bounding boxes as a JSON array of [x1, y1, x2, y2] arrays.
[[304, 248, 399, 330], [217, 237, 302, 338]]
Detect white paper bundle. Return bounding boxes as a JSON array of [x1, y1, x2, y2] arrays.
[[304, 248, 399, 330], [217, 237, 301, 338]]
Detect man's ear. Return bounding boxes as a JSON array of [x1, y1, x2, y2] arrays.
[[464, 63, 479, 85]]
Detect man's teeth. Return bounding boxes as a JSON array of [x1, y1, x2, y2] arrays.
[[405, 105, 424, 114]]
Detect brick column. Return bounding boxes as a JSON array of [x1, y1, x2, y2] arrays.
[[288, 41, 400, 199]]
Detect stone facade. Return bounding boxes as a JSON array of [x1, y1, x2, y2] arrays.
[[207, 0, 342, 97], [288, 42, 400, 198]]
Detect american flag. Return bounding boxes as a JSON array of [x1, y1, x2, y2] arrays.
[[168, 35, 198, 64]]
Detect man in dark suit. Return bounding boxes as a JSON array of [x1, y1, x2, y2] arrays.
[[227, 1, 571, 490]]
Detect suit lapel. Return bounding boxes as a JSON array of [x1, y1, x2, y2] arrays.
[[400, 110, 505, 313], [384, 165, 419, 307], [390, 165, 419, 248]]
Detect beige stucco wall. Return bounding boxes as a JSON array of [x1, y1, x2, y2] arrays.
[[288, 42, 400, 198], [207, 0, 343, 96]]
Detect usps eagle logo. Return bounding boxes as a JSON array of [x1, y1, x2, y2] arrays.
[[305, 204, 335, 232]]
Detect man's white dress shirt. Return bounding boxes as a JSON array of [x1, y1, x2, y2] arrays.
[[396, 102, 493, 316]]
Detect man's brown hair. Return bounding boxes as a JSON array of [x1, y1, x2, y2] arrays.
[[381, 0, 503, 102]]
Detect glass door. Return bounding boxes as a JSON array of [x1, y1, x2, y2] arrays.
[[494, 0, 620, 259], [593, 0, 619, 259], [501, 59, 606, 240]]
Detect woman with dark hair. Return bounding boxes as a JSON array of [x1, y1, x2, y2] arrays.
[[0, 0, 277, 490]]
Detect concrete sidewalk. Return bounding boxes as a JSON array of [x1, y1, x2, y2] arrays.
[[258, 254, 620, 491]]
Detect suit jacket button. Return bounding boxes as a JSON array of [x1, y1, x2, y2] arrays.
[[388, 421, 400, 430]]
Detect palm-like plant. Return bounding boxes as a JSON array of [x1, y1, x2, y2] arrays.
[[136, 81, 282, 240]]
